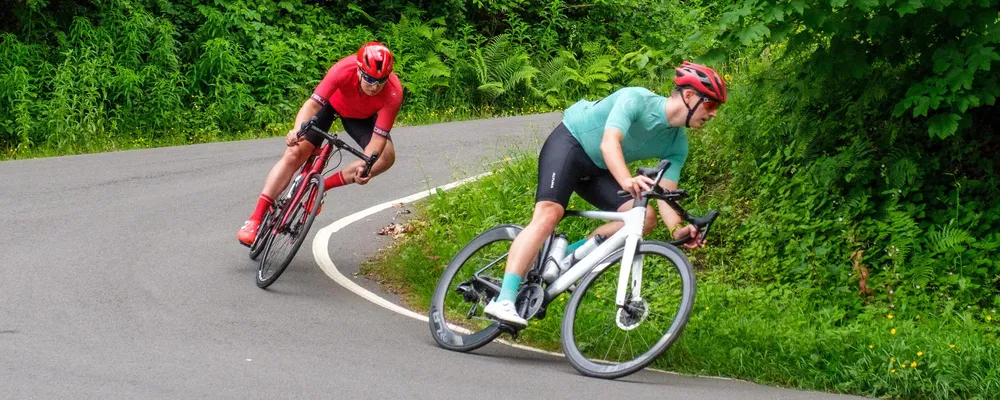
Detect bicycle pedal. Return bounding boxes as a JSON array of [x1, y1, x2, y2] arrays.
[[498, 323, 521, 339]]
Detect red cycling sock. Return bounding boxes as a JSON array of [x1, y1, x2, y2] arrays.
[[323, 170, 348, 192], [249, 194, 274, 222]]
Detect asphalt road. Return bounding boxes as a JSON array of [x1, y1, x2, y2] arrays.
[[0, 113, 860, 399]]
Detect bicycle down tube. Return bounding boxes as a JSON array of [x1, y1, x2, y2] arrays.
[[544, 207, 648, 308]]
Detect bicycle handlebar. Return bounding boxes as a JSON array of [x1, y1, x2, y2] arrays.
[[297, 117, 379, 178], [615, 160, 720, 246]]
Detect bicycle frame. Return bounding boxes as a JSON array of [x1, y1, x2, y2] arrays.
[[273, 143, 337, 232], [544, 207, 647, 308], [272, 117, 378, 234], [539, 159, 719, 311]]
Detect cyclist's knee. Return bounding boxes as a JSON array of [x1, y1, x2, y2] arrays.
[[643, 211, 658, 234], [282, 143, 311, 166], [530, 201, 564, 231]]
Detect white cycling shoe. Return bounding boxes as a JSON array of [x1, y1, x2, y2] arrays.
[[484, 299, 527, 328]]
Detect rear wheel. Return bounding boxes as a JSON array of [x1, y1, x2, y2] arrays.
[[256, 175, 324, 289], [429, 225, 523, 352]]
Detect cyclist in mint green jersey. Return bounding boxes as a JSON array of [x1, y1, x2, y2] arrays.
[[484, 62, 728, 327]]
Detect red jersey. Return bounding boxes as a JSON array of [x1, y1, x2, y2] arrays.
[[310, 56, 403, 136]]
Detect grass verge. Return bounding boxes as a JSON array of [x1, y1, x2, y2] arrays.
[[362, 153, 1000, 400]]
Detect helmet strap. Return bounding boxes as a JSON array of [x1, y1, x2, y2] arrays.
[[683, 95, 705, 128]]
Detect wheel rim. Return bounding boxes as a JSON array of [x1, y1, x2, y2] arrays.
[[564, 245, 693, 377], [430, 226, 523, 350], [257, 178, 320, 285]]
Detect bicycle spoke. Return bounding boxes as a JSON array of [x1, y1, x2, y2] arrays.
[[564, 243, 695, 378], [430, 228, 520, 352], [618, 331, 630, 360], [602, 328, 621, 362]]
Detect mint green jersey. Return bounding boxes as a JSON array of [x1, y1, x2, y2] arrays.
[[561, 87, 688, 182]]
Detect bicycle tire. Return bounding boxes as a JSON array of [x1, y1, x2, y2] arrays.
[[561, 241, 695, 379], [249, 208, 274, 261], [429, 224, 523, 352], [256, 175, 324, 288]]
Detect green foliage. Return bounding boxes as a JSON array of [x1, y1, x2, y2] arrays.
[[1, 0, 709, 156], [710, 0, 1000, 139], [468, 34, 538, 100]]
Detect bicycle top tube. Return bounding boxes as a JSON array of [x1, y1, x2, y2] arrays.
[[559, 159, 720, 245], [563, 209, 626, 222]]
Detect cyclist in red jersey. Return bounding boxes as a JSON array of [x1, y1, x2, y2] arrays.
[[238, 42, 403, 246]]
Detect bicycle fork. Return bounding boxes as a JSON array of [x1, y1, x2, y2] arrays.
[[615, 207, 647, 309]]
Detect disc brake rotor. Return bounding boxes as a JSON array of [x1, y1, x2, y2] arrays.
[[616, 297, 649, 331]]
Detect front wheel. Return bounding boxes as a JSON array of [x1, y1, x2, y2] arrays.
[[561, 241, 696, 379], [249, 208, 274, 261], [256, 174, 324, 288], [429, 224, 523, 352]]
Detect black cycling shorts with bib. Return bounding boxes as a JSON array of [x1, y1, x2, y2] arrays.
[[535, 123, 627, 212]]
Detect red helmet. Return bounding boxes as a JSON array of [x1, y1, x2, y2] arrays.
[[356, 42, 395, 80], [674, 61, 727, 103]]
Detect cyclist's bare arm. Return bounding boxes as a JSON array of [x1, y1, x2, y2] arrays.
[[600, 128, 653, 198], [351, 133, 387, 184], [656, 179, 683, 229], [287, 100, 323, 146], [656, 179, 703, 248]]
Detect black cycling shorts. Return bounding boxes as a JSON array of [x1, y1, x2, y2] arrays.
[[535, 123, 626, 212], [306, 104, 391, 149]]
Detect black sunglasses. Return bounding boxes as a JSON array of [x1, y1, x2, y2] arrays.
[[360, 71, 388, 85]]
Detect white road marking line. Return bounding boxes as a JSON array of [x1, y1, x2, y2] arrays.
[[310, 172, 569, 356]]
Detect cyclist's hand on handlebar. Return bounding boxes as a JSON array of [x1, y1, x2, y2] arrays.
[[673, 225, 704, 249], [620, 175, 655, 199], [286, 129, 303, 147], [353, 164, 372, 185]]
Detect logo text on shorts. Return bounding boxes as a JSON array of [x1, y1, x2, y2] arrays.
[[550, 172, 556, 189]]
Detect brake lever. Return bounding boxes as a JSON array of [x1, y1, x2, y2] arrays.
[[673, 210, 719, 246], [360, 151, 379, 178]]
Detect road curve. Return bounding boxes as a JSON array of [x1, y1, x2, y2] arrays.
[[0, 113, 859, 399]]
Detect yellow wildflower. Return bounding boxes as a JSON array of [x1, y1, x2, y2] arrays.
[[868, 344, 874, 349], [949, 344, 956, 349], [890, 369, 896, 374], [705, 306, 710, 310], [890, 357, 896, 362], [911, 361, 917, 368], [890, 328, 896, 335], [988, 315, 992, 321], [917, 352, 923, 357], [901, 364, 906, 369], [887, 314, 894, 319]]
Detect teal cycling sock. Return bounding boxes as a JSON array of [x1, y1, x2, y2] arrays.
[[565, 238, 588, 255], [497, 273, 522, 303]]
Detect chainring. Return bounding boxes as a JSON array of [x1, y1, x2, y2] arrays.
[[515, 283, 545, 321]]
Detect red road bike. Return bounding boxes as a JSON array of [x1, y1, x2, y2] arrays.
[[249, 116, 378, 288]]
